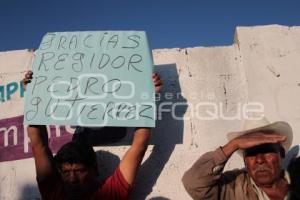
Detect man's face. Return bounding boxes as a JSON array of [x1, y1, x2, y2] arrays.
[[244, 144, 283, 187], [60, 163, 97, 196], [60, 163, 91, 184]]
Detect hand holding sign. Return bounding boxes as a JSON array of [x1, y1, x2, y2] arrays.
[[24, 31, 156, 127]]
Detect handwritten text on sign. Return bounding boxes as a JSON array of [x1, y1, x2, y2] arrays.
[[24, 31, 155, 127]]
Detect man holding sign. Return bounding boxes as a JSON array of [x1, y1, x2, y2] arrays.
[[24, 31, 162, 200], [24, 71, 161, 200]]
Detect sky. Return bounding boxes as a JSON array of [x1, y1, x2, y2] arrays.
[[0, 0, 300, 51]]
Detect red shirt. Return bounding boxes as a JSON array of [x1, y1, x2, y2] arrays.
[[38, 167, 131, 200]]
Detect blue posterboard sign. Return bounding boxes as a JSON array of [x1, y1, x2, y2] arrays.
[[24, 31, 155, 127]]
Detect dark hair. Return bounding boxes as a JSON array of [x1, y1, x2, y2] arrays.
[[54, 141, 97, 170]]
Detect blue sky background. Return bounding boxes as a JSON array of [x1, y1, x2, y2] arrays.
[[0, 0, 299, 51]]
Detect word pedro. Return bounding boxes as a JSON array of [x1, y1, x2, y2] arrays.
[[30, 75, 132, 99], [0, 81, 25, 102]]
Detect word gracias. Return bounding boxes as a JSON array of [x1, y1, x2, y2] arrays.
[[37, 32, 144, 73]]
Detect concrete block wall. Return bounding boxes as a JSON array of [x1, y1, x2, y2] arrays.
[[0, 25, 299, 199]]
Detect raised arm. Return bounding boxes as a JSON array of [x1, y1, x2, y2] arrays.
[[118, 73, 160, 185], [27, 125, 55, 181], [182, 146, 229, 199], [24, 71, 55, 181], [119, 128, 151, 186], [182, 132, 287, 200]]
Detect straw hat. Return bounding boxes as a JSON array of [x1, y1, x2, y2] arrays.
[[227, 117, 293, 153]]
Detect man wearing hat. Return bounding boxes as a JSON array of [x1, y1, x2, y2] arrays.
[[182, 118, 294, 200]]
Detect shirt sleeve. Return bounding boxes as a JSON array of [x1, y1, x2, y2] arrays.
[[182, 147, 228, 200], [99, 166, 132, 200]]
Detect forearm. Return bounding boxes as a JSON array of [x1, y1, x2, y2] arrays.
[[28, 125, 49, 148], [131, 128, 151, 151], [182, 148, 228, 200], [119, 128, 151, 185], [127, 128, 150, 165], [222, 139, 239, 158], [27, 125, 54, 181]]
